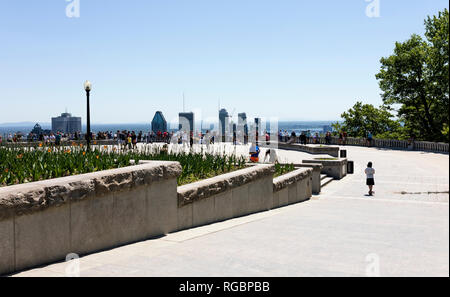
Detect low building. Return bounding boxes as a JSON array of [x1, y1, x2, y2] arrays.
[[30, 124, 44, 135], [151, 111, 168, 133], [51, 112, 81, 134]]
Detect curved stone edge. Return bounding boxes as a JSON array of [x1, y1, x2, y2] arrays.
[[177, 164, 275, 207], [273, 168, 313, 192], [0, 161, 182, 221], [303, 158, 347, 166], [278, 143, 340, 156]]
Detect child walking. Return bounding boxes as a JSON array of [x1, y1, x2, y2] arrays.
[[365, 162, 375, 196]]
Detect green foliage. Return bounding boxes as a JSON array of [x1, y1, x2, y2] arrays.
[[0, 145, 131, 187], [274, 163, 295, 178], [442, 123, 449, 142], [126, 145, 247, 186], [375, 9, 449, 142], [332, 101, 404, 139], [0, 144, 248, 187]]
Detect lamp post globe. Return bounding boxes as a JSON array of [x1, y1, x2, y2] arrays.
[[84, 80, 92, 92], [84, 81, 92, 150]]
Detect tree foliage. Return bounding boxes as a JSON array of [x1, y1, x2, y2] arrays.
[[375, 9, 449, 142], [332, 102, 404, 139]]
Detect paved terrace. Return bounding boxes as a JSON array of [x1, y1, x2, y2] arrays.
[[11, 144, 449, 277]]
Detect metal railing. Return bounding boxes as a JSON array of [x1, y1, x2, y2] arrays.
[[287, 136, 449, 153]]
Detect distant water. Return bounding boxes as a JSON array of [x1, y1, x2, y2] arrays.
[[0, 121, 336, 135]]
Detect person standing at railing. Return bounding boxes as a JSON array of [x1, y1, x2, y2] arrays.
[[366, 131, 373, 147], [306, 130, 311, 144], [300, 132, 307, 145], [325, 131, 331, 144]]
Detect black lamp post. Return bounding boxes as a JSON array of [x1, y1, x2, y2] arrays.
[[84, 80, 92, 151]]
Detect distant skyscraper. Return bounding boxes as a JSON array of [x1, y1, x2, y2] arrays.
[[219, 108, 229, 136], [238, 113, 248, 135], [51, 112, 81, 133], [179, 112, 194, 132], [151, 111, 167, 133], [254, 117, 261, 133]]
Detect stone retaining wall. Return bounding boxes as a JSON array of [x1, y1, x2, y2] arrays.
[[0, 161, 182, 275], [303, 158, 348, 180], [177, 165, 275, 230], [272, 168, 313, 208], [288, 164, 323, 194], [278, 143, 339, 157], [0, 162, 316, 275]]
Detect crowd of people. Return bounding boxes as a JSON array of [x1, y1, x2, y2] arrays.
[[1, 128, 381, 149], [0, 130, 175, 146], [277, 130, 329, 145]]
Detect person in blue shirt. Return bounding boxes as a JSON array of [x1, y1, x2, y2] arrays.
[[249, 143, 260, 163]]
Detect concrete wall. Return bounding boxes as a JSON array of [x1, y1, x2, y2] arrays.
[[303, 159, 348, 180], [278, 143, 339, 157], [177, 165, 275, 231], [290, 164, 323, 194], [0, 161, 182, 275], [273, 168, 313, 208], [0, 162, 316, 275]]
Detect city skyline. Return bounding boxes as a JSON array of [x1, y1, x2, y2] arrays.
[[0, 1, 448, 124]]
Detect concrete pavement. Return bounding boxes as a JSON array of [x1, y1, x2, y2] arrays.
[[11, 145, 449, 277]]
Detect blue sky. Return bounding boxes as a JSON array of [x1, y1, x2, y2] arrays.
[[0, 0, 448, 124]]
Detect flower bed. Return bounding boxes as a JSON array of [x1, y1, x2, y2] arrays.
[[0, 146, 132, 187], [0, 144, 248, 187], [126, 146, 247, 186], [273, 163, 296, 178]]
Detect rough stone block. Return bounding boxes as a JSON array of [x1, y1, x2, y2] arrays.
[[231, 184, 249, 218], [278, 187, 289, 207], [261, 176, 274, 210], [288, 183, 298, 204], [71, 195, 115, 255], [14, 204, 70, 271], [0, 219, 14, 275], [177, 204, 193, 231], [214, 191, 233, 222], [193, 197, 216, 227], [113, 188, 147, 246], [297, 178, 311, 202], [272, 191, 280, 209], [147, 179, 178, 237], [248, 179, 266, 213]]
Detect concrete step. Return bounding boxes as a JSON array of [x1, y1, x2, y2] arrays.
[[320, 174, 328, 181], [321, 177, 334, 188]]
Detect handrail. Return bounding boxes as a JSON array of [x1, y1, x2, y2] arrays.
[[290, 136, 449, 153]]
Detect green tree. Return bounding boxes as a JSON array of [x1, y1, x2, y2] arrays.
[[332, 101, 403, 139], [376, 9, 449, 142]]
